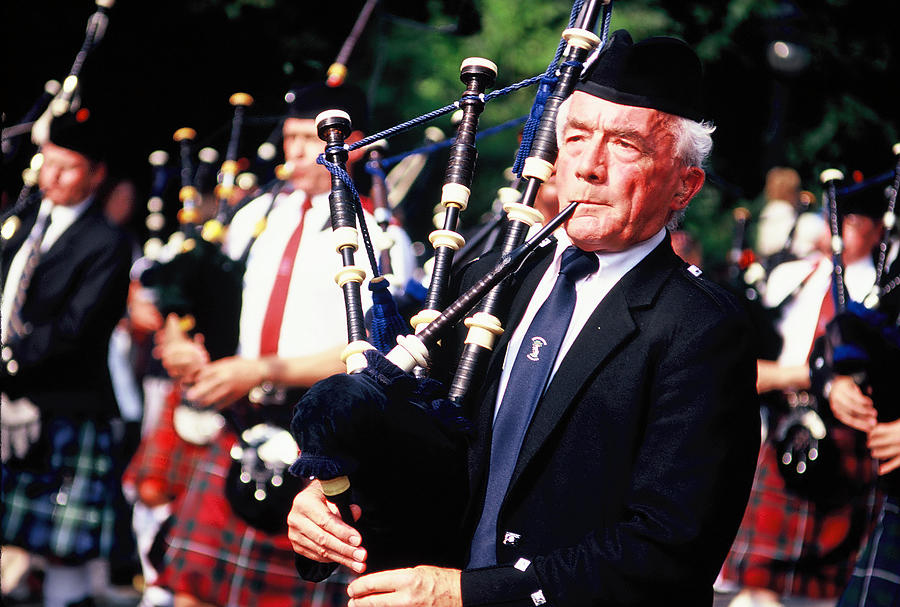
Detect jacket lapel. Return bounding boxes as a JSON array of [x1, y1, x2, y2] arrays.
[[508, 236, 681, 489], [36, 201, 103, 270]]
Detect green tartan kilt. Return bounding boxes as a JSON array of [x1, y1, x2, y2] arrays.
[[838, 496, 900, 607], [2, 416, 118, 564]]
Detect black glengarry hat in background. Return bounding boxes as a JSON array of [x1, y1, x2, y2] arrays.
[[285, 82, 369, 132], [47, 109, 107, 162], [576, 29, 705, 122], [836, 182, 888, 220]]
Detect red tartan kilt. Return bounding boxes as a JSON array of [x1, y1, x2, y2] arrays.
[[122, 384, 211, 503], [156, 428, 353, 606], [721, 424, 878, 598]]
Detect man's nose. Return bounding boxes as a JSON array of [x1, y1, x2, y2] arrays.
[[575, 143, 606, 182], [41, 166, 60, 184]]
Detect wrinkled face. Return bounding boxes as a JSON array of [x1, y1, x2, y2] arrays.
[[555, 92, 704, 252], [38, 142, 106, 207]]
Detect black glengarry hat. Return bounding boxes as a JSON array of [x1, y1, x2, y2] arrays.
[[284, 82, 369, 132], [47, 109, 107, 162], [576, 29, 704, 122], [837, 182, 888, 220]]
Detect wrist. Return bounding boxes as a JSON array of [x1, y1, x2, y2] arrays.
[[258, 356, 276, 385], [822, 379, 833, 401]]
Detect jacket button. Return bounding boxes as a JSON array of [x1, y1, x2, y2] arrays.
[[502, 531, 521, 546]]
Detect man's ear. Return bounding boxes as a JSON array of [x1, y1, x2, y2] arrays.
[[675, 166, 705, 210], [91, 161, 108, 191]]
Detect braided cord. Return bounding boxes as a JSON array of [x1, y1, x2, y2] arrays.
[[511, 0, 585, 177], [315, 0, 615, 268], [317, 154, 381, 280], [366, 115, 529, 174], [316, 74, 549, 239]]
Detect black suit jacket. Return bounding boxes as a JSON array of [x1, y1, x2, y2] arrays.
[[1, 199, 131, 419], [447, 234, 760, 606]]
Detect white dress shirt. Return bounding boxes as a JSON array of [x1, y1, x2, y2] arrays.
[[493, 227, 666, 418], [223, 189, 414, 359], [766, 253, 876, 367]]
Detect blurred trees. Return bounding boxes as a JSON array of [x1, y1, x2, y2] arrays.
[[4, 0, 898, 268]]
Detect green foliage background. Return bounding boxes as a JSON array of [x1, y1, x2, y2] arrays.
[[6, 0, 899, 272]]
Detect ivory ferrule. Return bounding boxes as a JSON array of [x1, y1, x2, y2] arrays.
[[334, 266, 366, 287], [522, 158, 554, 182], [503, 201, 545, 227], [410, 309, 441, 334], [463, 312, 504, 349], [332, 226, 359, 251], [562, 28, 601, 50], [387, 334, 431, 372], [441, 183, 471, 211], [429, 229, 465, 251]]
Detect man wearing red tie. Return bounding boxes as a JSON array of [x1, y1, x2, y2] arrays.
[[721, 186, 887, 606], [154, 83, 414, 607]]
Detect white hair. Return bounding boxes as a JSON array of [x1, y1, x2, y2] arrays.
[[554, 94, 716, 228]]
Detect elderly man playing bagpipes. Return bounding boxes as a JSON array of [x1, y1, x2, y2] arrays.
[[286, 24, 760, 607]]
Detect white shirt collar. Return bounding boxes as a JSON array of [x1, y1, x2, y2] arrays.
[[552, 226, 666, 277], [39, 195, 94, 250]]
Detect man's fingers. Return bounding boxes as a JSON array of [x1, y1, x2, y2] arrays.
[[348, 569, 412, 600], [287, 487, 367, 572], [879, 455, 900, 476], [290, 515, 367, 572]]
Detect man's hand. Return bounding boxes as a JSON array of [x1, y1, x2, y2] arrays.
[[184, 356, 265, 409], [347, 566, 462, 607], [827, 375, 877, 432], [287, 480, 366, 573], [868, 418, 900, 475], [154, 315, 208, 384], [127, 282, 163, 337]]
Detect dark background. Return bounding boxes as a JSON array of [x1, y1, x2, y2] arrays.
[[3, 0, 899, 263]]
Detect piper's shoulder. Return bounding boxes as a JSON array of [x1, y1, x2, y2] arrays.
[[670, 263, 746, 318]]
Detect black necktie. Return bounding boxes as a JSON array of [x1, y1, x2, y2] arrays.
[[6, 210, 52, 340], [468, 245, 599, 567]]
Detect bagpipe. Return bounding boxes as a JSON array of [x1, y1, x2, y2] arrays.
[[2, 0, 114, 247], [288, 0, 612, 577], [775, 159, 900, 496], [30, 0, 116, 146], [135, 96, 280, 451], [816, 151, 900, 423]]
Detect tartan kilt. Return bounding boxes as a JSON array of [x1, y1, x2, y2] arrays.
[[2, 416, 118, 564], [838, 496, 900, 607], [721, 424, 878, 598], [122, 384, 209, 503], [156, 428, 354, 607]]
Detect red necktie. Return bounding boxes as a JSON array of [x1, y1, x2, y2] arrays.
[[813, 282, 835, 342], [806, 276, 836, 360], [258, 195, 312, 356]]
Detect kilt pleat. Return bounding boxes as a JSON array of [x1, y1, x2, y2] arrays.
[[156, 429, 354, 607], [2, 417, 118, 564], [122, 384, 209, 502], [838, 496, 900, 607], [721, 425, 879, 598]]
